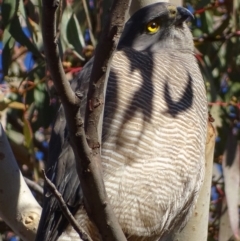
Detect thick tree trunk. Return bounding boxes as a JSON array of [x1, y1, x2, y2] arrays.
[[0, 124, 42, 241]]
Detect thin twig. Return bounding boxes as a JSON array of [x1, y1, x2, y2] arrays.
[[194, 1, 225, 15], [82, 0, 96, 47], [42, 170, 92, 241], [211, 205, 227, 226], [24, 177, 44, 196], [11, 48, 28, 62], [194, 31, 240, 43]]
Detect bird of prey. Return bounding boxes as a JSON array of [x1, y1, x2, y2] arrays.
[[36, 2, 208, 241]]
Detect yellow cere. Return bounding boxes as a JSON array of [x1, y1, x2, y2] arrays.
[[146, 21, 160, 34]]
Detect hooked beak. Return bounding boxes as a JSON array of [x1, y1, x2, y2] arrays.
[[175, 7, 194, 25]]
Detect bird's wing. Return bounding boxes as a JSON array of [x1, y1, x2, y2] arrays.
[[36, 58, 93, 241]]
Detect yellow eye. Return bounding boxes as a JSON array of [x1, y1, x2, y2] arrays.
[[146, 21, 160, 34]]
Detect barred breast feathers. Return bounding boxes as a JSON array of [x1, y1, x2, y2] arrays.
[[100, 48, 208, 237], [59, 47, 208, 241]]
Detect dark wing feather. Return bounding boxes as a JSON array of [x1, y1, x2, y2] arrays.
[[35, 58, 93, 241]]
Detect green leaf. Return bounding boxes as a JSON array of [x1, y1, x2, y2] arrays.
[[27, 18, 43, 51], [0, 98, 25, 111], [1, 0, 20, 26], [0, 98, 10, 111], [18, 0, 27, 19], [67, 13, 86, 55], [61, 6, 85, 61], [229, 82, 240, 95], [8, 101, 26, 109], [20, 61, 45, 86], [23, 117, 33, 150], [2, 29, 15, 76], [9, 15, 44, 60], [34, 85, 46, 107], [201, 10, 214, 35], [210, 16, 231, 38], [7, 129, 25, 145]]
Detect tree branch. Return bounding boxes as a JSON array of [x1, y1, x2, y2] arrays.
[[82, 0, 96, 47], [24, 177, 44, 196], [0, 124, 41, 241], [42, 170, 92, 241], [194, 31, 240, 43], [41, 0, 130, 240]]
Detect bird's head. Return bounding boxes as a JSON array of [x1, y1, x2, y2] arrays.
[[118, 2, 194, 53]]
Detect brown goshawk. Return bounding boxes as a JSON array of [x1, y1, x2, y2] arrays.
[[36, 2, 208, 241]]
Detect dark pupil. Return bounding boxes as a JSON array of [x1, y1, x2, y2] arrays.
[[151, 22, 157, 28]]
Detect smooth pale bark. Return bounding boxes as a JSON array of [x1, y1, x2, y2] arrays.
[[0, 124, 42, 241], [219, 198, 234, 241], [174, 121, 215, 241]]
